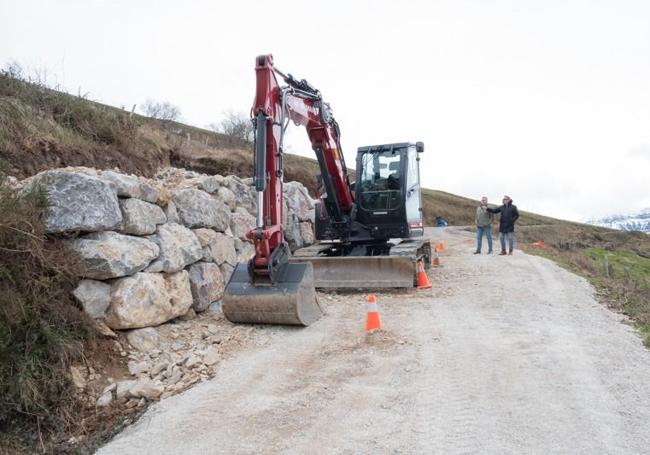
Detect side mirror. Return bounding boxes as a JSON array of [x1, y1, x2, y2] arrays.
[[416, 141, 424, 153]]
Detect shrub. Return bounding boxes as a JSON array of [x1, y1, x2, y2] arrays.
[[0, 167, 93, 443], [208, 111, 253, 142], [140, 99, 181, 122]]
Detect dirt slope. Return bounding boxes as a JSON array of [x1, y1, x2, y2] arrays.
[[98, 228, 650, 454]]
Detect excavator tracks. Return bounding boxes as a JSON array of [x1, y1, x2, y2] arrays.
[[289, 238, 432, 289]]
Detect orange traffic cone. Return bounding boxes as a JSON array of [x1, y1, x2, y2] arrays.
[[437, 240, 445, 253], [365, 295, 381, 333], [432, 250, 440, 267], [416, 261, 432, 289]]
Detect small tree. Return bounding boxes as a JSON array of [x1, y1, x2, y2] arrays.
[[210, 111, 253, 141], [141, 99, 181, 121]]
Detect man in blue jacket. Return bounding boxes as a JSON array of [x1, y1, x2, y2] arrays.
[[488, 195, 520, 255]]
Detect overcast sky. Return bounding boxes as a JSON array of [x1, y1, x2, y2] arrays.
[[2, 0, 649, 221]]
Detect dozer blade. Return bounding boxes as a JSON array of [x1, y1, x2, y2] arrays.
[[222, 262, 323, 326], [289, 255, 416, 288]]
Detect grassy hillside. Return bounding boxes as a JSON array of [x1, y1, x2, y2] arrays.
[[0, 69, 582, 225], [1, 69, 648, 348]]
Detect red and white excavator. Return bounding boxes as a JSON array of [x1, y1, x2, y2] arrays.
[[223, 55, 431, 326]]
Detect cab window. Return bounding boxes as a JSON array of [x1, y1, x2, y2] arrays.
[[358, 150, 402, 210]]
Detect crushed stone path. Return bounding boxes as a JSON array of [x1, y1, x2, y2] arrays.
[[98, 227, 650, 454]]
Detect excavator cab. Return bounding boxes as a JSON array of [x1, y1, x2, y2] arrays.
[[315, 142, 424, 243], [354, 142, 424, 239]]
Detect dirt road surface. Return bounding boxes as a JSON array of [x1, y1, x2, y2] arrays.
[[98, 227, 650, 454]]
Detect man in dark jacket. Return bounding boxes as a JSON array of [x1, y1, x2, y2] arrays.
[[488, 195, 520, 255]]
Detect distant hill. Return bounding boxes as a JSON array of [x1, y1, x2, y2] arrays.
[[587, 209, 650, 234]]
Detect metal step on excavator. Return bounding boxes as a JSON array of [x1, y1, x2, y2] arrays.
[[223, 55, 431, 326]]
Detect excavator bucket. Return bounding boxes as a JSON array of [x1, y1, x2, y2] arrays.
[[222, 262, 323, 326]]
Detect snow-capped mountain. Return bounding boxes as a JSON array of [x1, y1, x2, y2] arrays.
[[586, 208, 650, 233]]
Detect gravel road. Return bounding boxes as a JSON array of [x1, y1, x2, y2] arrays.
[[99, 227, 650, 454]]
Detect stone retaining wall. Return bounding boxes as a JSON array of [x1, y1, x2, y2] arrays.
[[19, 166, 316, 331]]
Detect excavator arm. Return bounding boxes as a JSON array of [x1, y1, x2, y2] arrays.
[[223, 54, 352, 325], [248, 54, 354, 284]]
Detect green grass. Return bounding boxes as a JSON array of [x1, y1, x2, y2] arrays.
[[584, 248, 650, 345], [586, 248, 650, 286]]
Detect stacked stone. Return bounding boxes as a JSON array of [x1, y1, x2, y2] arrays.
[[20, 167, 316, 331]]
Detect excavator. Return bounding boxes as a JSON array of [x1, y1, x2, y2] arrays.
[[223, 54, 431, 326]]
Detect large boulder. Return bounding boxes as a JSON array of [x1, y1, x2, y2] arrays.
[[284, 181, 315, 222], [220, 263, 235, 284], [299, 221, 315, 246], [172, 189, 230, 230], [166, 270, 194, 316], [22, 170, 122, 233], [105, 271, 193, 330], [225, 176, 256, 215], [193, 228, 237, 265], [234, 239, 256, 263], [216, 186, 236, 209], [100, 171, 159, 203], [284, 214, 303, 252], [163, 201, 180, 224], [119, 198, 166, 235], [196, 176, 222, 194], [72, 279, 111, 318], [174, 175, 222, 194], [145, 223, 202, 273], [67, 231, 159, 279], [187, 262, 225, 312], [230, 207, 256, 240]]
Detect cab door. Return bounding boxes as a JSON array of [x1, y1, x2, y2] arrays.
[[405, 146, 423, 236]]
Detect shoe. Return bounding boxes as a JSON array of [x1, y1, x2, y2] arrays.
[[499, 251, 507, 256], [473, 251, 481, 254], [508, 250, 513, 255], [487, 250, 493, 254]]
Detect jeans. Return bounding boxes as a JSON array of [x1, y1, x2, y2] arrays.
[[476, 226, 493, 253], [499, 231, 515, 252]]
